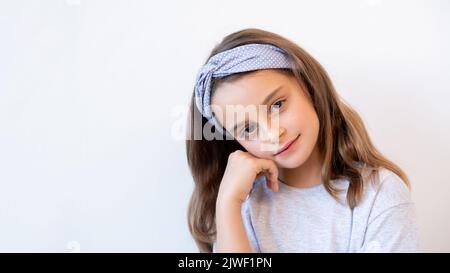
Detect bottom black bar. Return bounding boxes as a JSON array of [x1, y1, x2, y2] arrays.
[[0, 253, 447, 272]]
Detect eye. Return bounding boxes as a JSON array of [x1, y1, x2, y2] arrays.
[[241, 123, 257, 137], [271, 100, 285, 112]]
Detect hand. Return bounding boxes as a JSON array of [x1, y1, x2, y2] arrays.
[[217, 150, 279, 205]]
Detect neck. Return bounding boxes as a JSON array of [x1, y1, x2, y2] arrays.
[[278, 144, 323, 189]]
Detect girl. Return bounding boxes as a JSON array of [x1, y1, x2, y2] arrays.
[[186, 28, 419, 253]]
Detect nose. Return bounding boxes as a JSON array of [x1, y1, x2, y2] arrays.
[[259, 117, 285, 146]]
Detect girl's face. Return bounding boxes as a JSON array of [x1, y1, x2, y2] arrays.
[[211, 69, 320, 169]]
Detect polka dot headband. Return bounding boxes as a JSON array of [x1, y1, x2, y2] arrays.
[[194, 43, 291, 136]]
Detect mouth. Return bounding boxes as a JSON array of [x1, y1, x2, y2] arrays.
[[274, 134, 301, 156]]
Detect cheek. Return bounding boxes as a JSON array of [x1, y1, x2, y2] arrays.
[[286, 100, 318, 129], [282, 105, 305, 128], [296, 106, 320, 144], [304, 104, 320, 131]]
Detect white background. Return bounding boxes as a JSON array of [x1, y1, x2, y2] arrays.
[[0, 0, 449, 252]]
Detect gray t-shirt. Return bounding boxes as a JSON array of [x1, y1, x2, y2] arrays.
[[213, 168, 419, 252]]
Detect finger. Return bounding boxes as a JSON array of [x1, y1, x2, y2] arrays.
[[262, 170, 273, 191], [256, 167, 270, 190], [256, 159, 279, 192]]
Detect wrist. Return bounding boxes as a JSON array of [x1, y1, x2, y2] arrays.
[[216, 192, 243, 211]]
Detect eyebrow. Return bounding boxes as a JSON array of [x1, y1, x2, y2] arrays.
[[231, 85, 284, 133]]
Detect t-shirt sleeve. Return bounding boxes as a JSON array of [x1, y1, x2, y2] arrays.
[[212, 198, 260, 253], [359, 172, 420, 253], [241, 197, 261, 253]]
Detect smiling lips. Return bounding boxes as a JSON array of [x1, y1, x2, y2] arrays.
[[274, 134, 301, 156]]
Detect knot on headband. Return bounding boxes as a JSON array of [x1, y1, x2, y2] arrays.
[[194, 43, 291, 135]]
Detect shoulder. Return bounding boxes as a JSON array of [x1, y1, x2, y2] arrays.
[[369, 168, 411, 203], [361, 167, 413, 219]]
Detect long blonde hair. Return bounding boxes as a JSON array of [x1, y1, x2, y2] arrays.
[[186, 28, 409, 253]]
